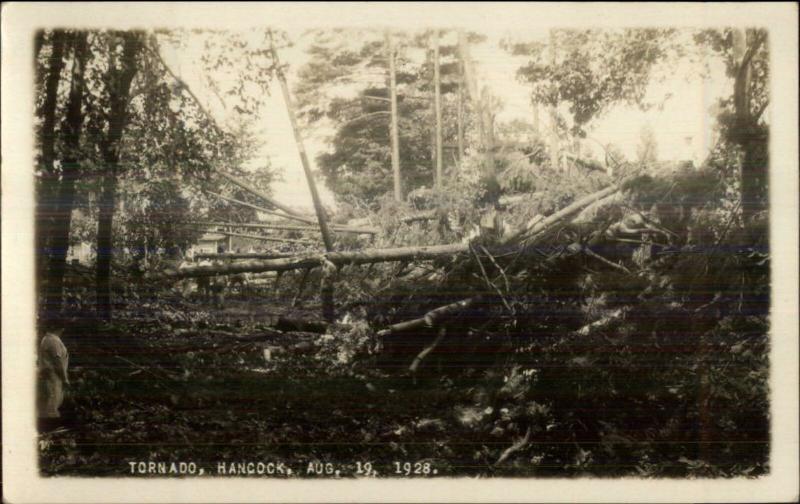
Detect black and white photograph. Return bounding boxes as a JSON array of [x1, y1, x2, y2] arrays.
[[2, 2, 798, 503]]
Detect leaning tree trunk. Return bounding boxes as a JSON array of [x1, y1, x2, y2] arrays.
[[45, 31, 87, 317], [96, 32, 141, 320], [36, 30, 66, 278]]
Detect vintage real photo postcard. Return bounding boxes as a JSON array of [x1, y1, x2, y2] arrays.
[[2, 2, 798, 502]]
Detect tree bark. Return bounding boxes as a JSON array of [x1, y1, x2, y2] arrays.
[[378, 298, 475, 337], [732, 30, 768, 222], [194, 252, 295, 261], [483, 86, 496, 175], [548, 29, 560, 172], [401, 209, 438, 224], [433, 30, 443, 188], [386, 30, 402, 202], [153, 243, 465, 280], [270, 32, 336, 320], [457, 58, 465, 166], [45, 31, 87, 317], [96, 32, 141, 320], [269, 33, 334, 252], [189, 220, 379, 235], [37, 30, 67, 279], [501, 181, 623, 246]]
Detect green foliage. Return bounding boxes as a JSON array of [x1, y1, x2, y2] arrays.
[[113, 179, 198, 258], [295, 29, 470, 205], [34, 28, 280, 272], [510, 29, 681, 136]]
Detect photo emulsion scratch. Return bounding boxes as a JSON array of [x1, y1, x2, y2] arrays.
[[5, 4, 797, 502]]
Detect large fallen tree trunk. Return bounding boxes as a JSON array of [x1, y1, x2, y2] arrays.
[[194, 252, 296, 260], [501, 182, 622, 245], [401, 209, 438, 224], [571, 191, 625, 224], [211, 229, 318, 246], [153, 182, 629, 281], [152, 243, 469, 280], [188, 220, 379, 235]]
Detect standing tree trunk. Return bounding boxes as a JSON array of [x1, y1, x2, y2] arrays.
[[433, 30, 443, 188], [548, 29, 560, 172], [96, 32, 141, 320], [37, 30, 67, 280], [46, 31, 87, 317], [482, 86, 496, 173], [386, 30, 402, 202], [457, 58, 465, 167], [732, 29, 767, 222]]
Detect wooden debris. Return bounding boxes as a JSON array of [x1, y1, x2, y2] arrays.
[[401, 209, 438, 224], [409, 327, 447, 374], [274, 316, 328, 334], [494, 426, 532, 466], [377, 298, 476, 338], [189, 221, 379, 235]]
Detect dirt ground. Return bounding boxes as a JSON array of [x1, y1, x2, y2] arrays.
[[39, 292, 531, 478]]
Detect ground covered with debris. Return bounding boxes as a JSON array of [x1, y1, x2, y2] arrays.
[[40, 168, 770, 479]]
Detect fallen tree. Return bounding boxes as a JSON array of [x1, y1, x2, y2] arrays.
[[193, 252, 296, 260], [401, 209, 438, 224], [152, 242, 469, 279], [189, 221, 380, 235], [500, 181, 622, 245], [154, 181, 631, 281]]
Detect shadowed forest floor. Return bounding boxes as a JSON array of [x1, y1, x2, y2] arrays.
[[39, 290, 768, 479]]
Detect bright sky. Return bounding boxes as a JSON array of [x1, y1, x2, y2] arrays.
[[162, 28, 730, 213]]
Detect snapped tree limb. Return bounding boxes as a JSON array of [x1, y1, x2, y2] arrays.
[[401, 209, 439, 224], [502, 182, 623, 246], [377, 298, 476, 338]]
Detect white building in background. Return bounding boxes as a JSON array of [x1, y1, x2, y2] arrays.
[[66, 241, 94, 265], [187, 233, 227, 259]]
